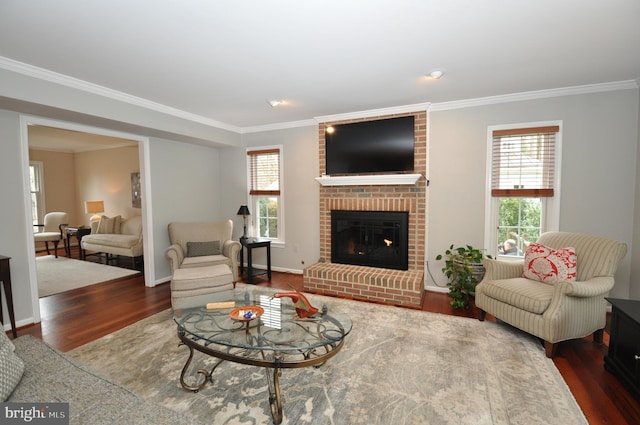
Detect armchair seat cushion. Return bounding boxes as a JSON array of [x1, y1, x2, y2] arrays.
[[478, 278, 554, 314], [34, 232, 64, 242], [181, 254, 231, 269], [170, 264, 233, 292]]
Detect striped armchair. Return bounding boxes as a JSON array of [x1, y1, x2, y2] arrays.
[[475, 232, 627, 357]]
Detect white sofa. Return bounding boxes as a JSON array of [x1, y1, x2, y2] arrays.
[[81, 215, 143, 268]]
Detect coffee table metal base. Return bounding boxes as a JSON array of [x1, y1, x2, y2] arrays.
[[176, 328, 344, 425]]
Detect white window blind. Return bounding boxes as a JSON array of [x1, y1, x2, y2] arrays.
[[248, 148, 280, 196], [491, 126, 559, 197]]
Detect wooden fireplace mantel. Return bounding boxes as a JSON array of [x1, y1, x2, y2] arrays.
[[315, 173, 422, 186]]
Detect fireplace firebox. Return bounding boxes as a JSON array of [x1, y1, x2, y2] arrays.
[[331, 210, 409, 270]]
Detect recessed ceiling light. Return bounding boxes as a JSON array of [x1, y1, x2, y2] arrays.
[[428, 70, 444, 79], [268, 100, 282, 107]]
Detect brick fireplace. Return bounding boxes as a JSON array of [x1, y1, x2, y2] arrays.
[[303, 111, 427, 308]]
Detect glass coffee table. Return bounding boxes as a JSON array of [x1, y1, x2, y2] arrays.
[[173, 289, 352, 425]]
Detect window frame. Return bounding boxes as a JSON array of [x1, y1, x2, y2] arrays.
[[484, 121, 562, 258], [246, 145, 285, 245], [29, 161, 45, 226]]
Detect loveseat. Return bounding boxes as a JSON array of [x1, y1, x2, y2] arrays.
[[1, 332, 202, 424], [81, 215, 143, 268]]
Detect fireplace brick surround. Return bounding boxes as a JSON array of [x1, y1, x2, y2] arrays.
[[303, 111, 427, 308]]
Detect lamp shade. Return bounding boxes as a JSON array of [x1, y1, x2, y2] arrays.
[[237, 205, 250, 216], [85, 200, 105, 222], [85, 200, 104, 214]]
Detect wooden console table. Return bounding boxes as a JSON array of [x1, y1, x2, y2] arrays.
[[0, 255, 17, 338]]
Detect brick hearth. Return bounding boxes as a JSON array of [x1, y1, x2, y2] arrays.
[[303, 111, 427, 308]]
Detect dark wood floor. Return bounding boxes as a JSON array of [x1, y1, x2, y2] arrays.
[[15, 253, 640, 425]]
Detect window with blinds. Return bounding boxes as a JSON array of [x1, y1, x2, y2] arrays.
[[491, 126, 559, 197], [248, 148, 280, 196], [247, 147, 282, 240]]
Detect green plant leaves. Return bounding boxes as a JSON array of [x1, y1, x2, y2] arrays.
[[436, 244, 491, 309]]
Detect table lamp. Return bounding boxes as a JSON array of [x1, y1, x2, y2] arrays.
[[85, 200, 105, 222], [236, 205, 250, 238]]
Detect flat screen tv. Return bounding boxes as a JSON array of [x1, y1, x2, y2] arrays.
[[325, 116, 415, 175]]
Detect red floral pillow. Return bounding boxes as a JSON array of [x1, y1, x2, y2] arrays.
[[523, 243, 577, 284]]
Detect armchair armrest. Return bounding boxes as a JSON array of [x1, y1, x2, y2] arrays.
[[482, 258, 524, 280], [544, 276, 615, 332], [165, 244, 185, 274], [555, 276, 615, 298], [222, 240, 242, 282]]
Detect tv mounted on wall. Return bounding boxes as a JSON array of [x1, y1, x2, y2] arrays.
[[325, 116, 415, 175]]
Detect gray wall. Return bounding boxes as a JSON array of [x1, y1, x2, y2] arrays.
[[632, 89, 640, 300], [220, 125, 320, 274], [1, 78, 639, 329], [148, 137, 223, 283], [427, 89, 639, 299]]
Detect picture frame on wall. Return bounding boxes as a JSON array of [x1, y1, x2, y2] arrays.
[[131, 172, 141, 208]]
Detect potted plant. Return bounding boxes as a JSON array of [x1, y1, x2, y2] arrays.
[[436, 245, 492, 309]]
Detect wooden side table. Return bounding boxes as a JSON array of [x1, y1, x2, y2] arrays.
[[0, 255, 17, 338], [66, 226, 92, 260], [605, 297, 640, 399], [240, 237, 272, 284]]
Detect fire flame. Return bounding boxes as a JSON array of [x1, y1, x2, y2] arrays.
[[384, 239, 393, 247]]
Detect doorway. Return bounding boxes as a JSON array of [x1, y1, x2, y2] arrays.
[[20, 115, 155, 323]]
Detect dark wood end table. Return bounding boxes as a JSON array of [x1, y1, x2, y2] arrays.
[[604, 297, 640, 400], [240, 237, 272, 283], [0, 255, 17, 338], [66, 226, 92, 259]]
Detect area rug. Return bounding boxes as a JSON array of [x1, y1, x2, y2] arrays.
[[36, 255, 139, 297], [68, 288, 587, 425]]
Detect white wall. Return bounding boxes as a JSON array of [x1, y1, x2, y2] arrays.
[[427, 88, 639, 299], [0, 109, 36, 329]]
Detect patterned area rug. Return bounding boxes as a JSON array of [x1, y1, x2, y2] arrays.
[[36, 255, 139, 297], [69, 287, 587, 425]]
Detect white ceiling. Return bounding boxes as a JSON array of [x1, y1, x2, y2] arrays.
[[1, 0, 639, 131]]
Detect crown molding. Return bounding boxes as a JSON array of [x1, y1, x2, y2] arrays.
[[3, 56, 637, 134], [429, 80, 639, 112], [0, 56, 241, 133], [241, 118, 318, 134], [314, 102, 431, 123]]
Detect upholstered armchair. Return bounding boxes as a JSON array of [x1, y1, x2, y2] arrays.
[[166, 220, 241, 283], [475, 231, 627, 357], [34, 212, 69, 258], [166, 220, 242, 309]]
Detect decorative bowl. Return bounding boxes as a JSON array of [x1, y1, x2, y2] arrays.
[[229, 305, 264, 322]]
